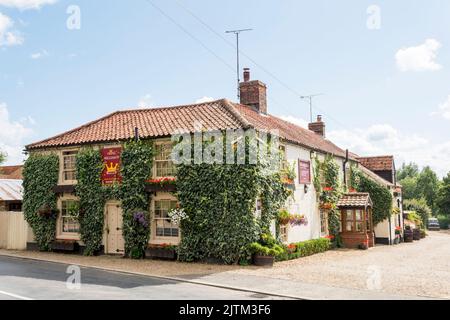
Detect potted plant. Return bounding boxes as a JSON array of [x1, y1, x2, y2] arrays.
[[413, 228, 421, 241], [394, 226, 401, 244], [281, 162, 296, 190], [404, 226, 414, 243], [250, 233, 284, 267], [277, 209, 291, 225]]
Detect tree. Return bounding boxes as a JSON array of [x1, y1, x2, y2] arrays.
[[399, 176, 418, 200], [416, 166, 440, 213], [398, 162, 419, 181], [0, 150, 5, 165], [437, 172, 450, 216]]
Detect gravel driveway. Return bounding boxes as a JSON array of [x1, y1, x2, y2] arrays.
[[1, 231, 449, 299], [233, 230, 450, 299]]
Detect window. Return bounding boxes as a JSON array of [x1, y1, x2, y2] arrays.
[[62, 151, 77, 182], [153, 199, 179, 238], [279, 225, 288, 243], [320, 209, 328, 235], [8, 203, 22, 212], [343, 209, 366, 233], [255, 198, 262, 219], [279, 145, 287, 170], [154, 143, 176, 177], [60, 200, 80, 234]]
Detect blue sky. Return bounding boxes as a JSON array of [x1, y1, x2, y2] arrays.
[[0, 0, 449, 176]]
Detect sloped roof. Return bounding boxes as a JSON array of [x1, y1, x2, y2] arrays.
[[359, 164, 395, 187], [358, 156, 394, 171], [337, 193, 372, 208], [26, 99, 350, 158], [0, 179, 23, 201], [0, 166, 23, 180]]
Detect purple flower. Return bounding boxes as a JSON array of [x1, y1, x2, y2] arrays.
[[133, 211, 149, 228]]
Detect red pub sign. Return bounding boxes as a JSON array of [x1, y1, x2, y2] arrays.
[[298, 160, 311, 184], [101, 147, 122, 185]]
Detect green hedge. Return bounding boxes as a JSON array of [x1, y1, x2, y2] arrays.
[[277, 238, 331, 261]]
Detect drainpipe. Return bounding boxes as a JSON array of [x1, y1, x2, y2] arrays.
[[388, 212, 392, 245], [343, 149, 349, 188], [134, 127, 139, 142]]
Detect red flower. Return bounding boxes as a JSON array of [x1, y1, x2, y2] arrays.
[[324, 235, 335, 240], [323, 187, 334, 192]]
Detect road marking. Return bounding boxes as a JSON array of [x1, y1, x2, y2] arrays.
[[0, 290, 34, 300]]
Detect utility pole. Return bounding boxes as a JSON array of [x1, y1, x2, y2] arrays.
[[300, 94, 324, 123], [226, 28, 252, 100]]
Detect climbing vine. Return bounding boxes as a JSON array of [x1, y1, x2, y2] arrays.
[[176, 134, 288, 264], [350, 166, 393, 225], [313, 155, 343, 247], [120, 140, 154, 258], [23, 154, 59, 251], [76, 148, 105, 256]]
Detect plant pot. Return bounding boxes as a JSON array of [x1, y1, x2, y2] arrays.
[[252, 254, 274, 267], [146, 247, 177, 261], [413, 229, 421, 241], [404, 229, 414, 243], [394, 237, 400, 245]]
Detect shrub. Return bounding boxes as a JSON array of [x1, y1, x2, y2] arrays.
[[404, 199, 432, 227], [438, 215, 450, 229], [277, 238, 331, 261]]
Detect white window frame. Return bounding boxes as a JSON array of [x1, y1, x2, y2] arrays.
[[279, 224, 289, 243], [57, 195, 81, 240], [60, 149, 78, 184], [320, 209, 328, 236], [150, 193, 180, 245], [153, 140, 176, 178]]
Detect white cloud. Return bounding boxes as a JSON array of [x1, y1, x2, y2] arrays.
[[137, 94, 153, 109], [0, 0, 57, 10], [279, 115, 308, 129], [431, 95, 450, 120], [0, 102, 34, 165], [30, 49, 48, 59], [395, 39, 442, 72], [0, 12, 23, 47], [195, 96, 215, 104], [328, 124, 449, 177]]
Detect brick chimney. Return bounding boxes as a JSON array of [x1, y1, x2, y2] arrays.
[[308, 115, 325, 138], [239, 68, 267, 114]]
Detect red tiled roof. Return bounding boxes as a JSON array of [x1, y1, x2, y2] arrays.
[[0, 166, 23, 180], [26, 99, 349, 158], [337, 193, 373, 208], [357, 156, 394, 171]]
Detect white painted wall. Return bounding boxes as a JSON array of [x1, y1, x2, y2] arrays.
[[282, 144, 347, 243]]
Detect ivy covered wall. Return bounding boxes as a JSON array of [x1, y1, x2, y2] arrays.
[[76, 148, 105, 256], [23, 154, 59, 251], [351, 167, 393, 225]]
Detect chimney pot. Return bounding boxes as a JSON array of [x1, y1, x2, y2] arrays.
[[243, 68, 250, 82], [317, 115, 322, 122]]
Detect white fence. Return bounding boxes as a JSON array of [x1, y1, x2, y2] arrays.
[[0, 211, 30, 250]]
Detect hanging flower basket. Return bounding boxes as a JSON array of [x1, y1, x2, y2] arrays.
[[320, 203, 333, 210]]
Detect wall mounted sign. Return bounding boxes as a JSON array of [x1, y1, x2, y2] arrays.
[[299, 160, 311, 184], [101, 147, 122, 185]]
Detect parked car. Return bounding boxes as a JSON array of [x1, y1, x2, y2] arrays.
[[427, 218, 441, 231]]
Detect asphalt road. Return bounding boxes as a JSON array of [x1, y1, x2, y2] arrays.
[[0, 256, 285, 300]]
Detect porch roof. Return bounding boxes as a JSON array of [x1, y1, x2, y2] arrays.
[[337, 193, 372, 208]]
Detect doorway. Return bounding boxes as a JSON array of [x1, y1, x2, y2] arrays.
[[105, 202, 125, 254]]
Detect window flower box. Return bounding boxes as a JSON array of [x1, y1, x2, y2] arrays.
[[145, 177, 177, 193], [51, 240, 79, 252], [320, 203, 333, 210], [146, 244, 177, 261]]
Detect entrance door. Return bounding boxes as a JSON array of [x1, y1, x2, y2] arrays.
[[106, 202, 125, 254]]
